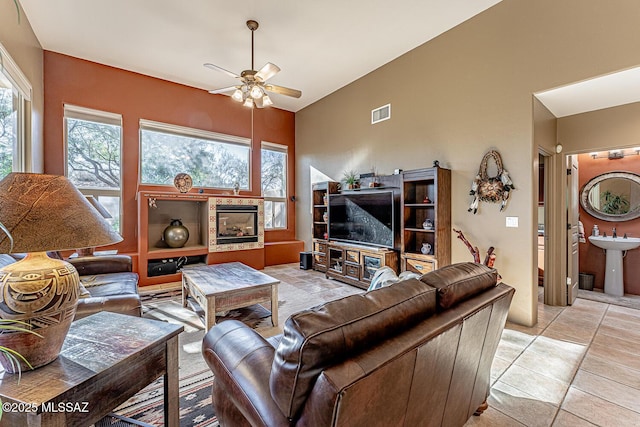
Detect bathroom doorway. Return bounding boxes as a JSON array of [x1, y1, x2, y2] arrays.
[[537, 152, 546, 300]]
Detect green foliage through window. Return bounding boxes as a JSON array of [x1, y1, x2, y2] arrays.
[[261, 145, 287, 229], [64, 106, 122, 233], [0, 83, 17, 179], [140, 128, 250, 190]]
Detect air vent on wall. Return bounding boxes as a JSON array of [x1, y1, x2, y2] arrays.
[[371, 104, 391, 124]]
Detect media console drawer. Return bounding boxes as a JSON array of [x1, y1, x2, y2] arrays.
[[315, 241, 327, 254], [403, 257, 435, 275], [345, 263, 360, 279], [345, 250, 359, 263]]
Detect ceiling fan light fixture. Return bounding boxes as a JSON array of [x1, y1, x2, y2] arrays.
[[249, 85, 264, 99], [231, 89, 244, 102], [204, 19, 301, 108]]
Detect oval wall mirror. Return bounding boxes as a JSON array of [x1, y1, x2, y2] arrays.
[[580, 171, 640, 222]]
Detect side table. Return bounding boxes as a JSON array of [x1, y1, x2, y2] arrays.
[[0, 311, 183, 427]]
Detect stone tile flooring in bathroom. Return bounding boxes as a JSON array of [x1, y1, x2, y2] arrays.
[[465, 286, 640, 427]]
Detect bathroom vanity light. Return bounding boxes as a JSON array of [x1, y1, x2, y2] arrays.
[[589, 148, 640, 160]]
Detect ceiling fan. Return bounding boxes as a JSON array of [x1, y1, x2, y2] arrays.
[[205, 20, 302, 108]]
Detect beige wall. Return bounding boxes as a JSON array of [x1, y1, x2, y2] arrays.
[[296, 0, 640, 325], [0, 1, 44, 172], [559, 102, 640, 153]]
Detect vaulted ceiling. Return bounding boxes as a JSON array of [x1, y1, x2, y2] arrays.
[[19, 0, 503, 112]]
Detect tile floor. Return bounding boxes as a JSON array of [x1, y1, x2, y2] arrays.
[[145, 264, 640, 426], [465, 286, 640, 427], [263, 264, 640, 426]]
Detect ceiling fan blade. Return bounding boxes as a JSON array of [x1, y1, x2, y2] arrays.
[[255, 62, 281, 82], [208, 86, 238, 95], [264, 84, 302, 98], [204, 63, 240, 79]]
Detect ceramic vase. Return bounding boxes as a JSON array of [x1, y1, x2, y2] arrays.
[[163, 219, 189, 248]]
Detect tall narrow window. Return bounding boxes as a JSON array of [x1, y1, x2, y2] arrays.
[[64, 105, 122, 233], [0, 43, 30, 179], [261, 142, 287, 229], [140, 120, 251, 190]]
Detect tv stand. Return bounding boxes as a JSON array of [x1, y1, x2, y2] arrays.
[[325, 241, 398, 290]]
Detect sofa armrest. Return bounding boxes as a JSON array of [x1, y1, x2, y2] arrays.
[[75, 294, 142, 320], [67, 255, 132, 276], [202, 320, 289, 427]]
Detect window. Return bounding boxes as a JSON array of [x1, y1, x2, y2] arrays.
[[64, 105, 122, 233], [261, 142, 287, 229], [140, 120, 251, 190], [0, 43, 30, 179]]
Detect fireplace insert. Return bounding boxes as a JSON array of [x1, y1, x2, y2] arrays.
[[216, 205, 259, 244]]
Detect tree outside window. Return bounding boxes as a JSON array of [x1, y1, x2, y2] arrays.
[[262, 143, 287, 229], [65, 105, 122, 233], [140, 126, 250, 190], [0, 73, 20, 179]]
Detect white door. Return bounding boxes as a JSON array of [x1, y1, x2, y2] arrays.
[[567, 155, 579, 304]]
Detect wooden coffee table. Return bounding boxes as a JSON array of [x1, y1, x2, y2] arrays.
[[181, 262, 279, 331]]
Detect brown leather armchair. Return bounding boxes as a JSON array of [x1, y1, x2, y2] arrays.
[[0, 253, 141, 320], [202, 262, 515, 427], [67, 255, 142, 319]]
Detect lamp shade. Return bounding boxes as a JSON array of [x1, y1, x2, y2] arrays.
[[0, 173, 122, 253]]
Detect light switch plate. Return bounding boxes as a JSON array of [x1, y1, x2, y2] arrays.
[[506, 217, 519, 228]]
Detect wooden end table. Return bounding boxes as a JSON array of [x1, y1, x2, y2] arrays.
[[0, 311, 183, 427], [181, 262, 279, 331]]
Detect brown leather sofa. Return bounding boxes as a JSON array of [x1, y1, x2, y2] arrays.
[[0, 253, 142, 320], [202, 262, 515, 427]]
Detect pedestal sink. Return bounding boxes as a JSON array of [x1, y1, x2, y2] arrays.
[[588, 236, 640, 296]]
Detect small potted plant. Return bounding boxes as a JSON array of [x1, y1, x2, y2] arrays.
[[342, 170, 359, 190]]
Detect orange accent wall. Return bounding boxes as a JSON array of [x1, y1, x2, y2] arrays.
[[43, 52, 296, 259], [578, 153, 640, 295]]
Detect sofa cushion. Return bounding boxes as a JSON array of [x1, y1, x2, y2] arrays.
[[79, 272, 139, 295], [419, 262, 498, 310], [270, 277, 436, 419]]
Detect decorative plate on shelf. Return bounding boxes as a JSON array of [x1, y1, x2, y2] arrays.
[[173, 173, 193, 193]]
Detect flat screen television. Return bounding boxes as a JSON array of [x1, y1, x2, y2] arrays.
[[329, 190, 397, 248]]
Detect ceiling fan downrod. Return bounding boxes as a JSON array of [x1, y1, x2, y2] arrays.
[[247, 20, 259, 71]]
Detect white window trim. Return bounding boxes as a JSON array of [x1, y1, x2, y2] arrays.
[[63, 104, 123, 232], [139, 119, 252, 190], [0, 42, 31, 101], [140, 119, 251, 147], [261, 141, 288, 230], [64, 104, 122, 126], [0, 43, 30, 173]]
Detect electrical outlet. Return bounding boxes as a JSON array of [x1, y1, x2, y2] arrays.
[[506, 217, 518, 228], [566, 277, 572, 285]]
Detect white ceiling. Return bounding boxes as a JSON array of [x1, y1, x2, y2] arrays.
[[18, 0, 503, 112], [535, 67, 640, 118]]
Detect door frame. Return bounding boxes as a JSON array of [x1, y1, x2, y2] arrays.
[[544, 150, 569, 306]]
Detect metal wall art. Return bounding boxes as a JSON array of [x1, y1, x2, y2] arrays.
[[468, 150, 514, 214]]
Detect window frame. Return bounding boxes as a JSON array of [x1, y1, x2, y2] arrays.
[[261, 141, 288, 230], [0, 42, 31, 177], [63, 104, 123, 233], [139, 119, 252, 191]]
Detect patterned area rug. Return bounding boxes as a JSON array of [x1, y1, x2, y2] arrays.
[[107, 370, 218, 427], [107, 296, 272, 426]]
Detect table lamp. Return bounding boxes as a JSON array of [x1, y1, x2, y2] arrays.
[[0, 173, 122, 373]]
